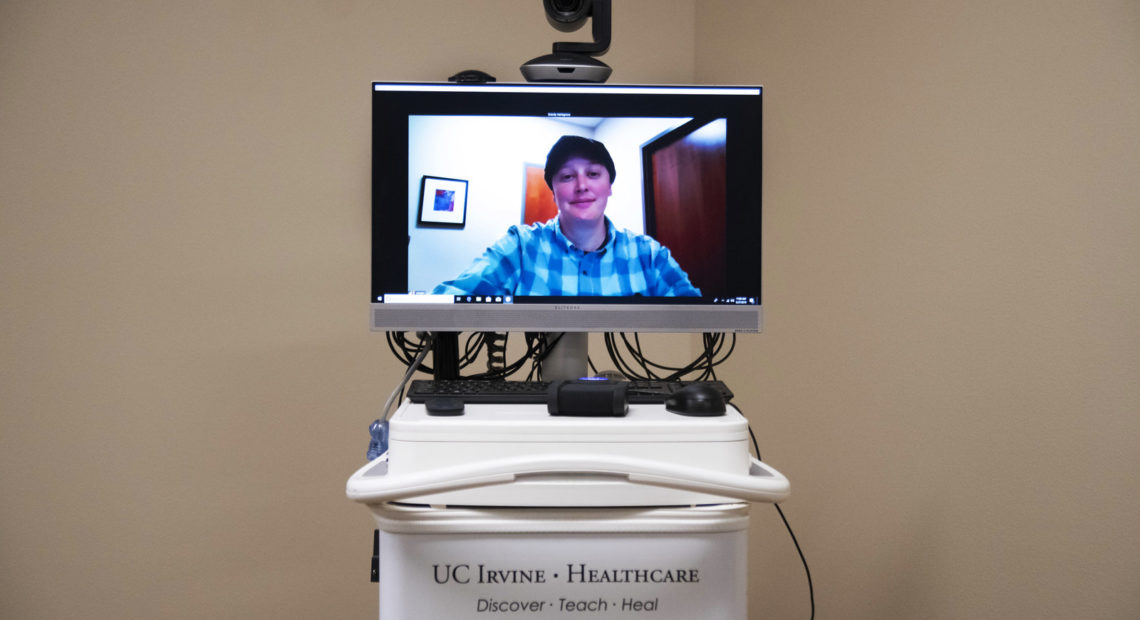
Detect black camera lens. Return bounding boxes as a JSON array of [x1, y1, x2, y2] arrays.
[[544, 0, 591, 23]]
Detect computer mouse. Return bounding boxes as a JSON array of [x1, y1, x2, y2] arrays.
[[664, 383, 727, 417]]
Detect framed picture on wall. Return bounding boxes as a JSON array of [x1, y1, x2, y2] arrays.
[[417, 175, 468, 228]]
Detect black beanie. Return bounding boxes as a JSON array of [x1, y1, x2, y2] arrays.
[[543, 135, 616, 189]]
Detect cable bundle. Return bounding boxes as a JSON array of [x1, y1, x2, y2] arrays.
[[386, 331, 564, 380], [600, 333, 735, 381]]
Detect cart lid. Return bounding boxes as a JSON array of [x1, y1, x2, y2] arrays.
[[389, 402, 750, 443]]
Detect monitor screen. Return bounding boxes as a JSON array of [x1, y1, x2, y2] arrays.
[[371, 82, 762, 333]]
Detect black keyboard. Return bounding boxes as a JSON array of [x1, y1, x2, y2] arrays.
[[406, 379, 733, 405]]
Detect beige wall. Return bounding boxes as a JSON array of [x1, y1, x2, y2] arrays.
[[698, 1, 1140, 618], [1, 1, 1137, 618], [0, 2, 696, 618]]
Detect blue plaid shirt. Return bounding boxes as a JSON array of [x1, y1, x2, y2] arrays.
[[433, 217, 701, 297]]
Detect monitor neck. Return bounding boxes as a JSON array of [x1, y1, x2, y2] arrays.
[[542, 332, 588, 381], [431, 332, 461, 380]]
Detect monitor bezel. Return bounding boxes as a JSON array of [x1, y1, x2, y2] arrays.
[[370, 82, 763, 334]]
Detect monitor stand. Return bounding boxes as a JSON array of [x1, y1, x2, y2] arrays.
[[542, 332, 588, 381], [432, 332, 460, 380]]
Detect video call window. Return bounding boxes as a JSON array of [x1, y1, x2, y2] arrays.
[[406, 115, 729, 299]]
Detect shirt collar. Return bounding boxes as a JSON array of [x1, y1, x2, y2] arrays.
[[553, 216, 614, 255]]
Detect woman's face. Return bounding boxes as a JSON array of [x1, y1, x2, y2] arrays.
[[551, 156, 612, 227]]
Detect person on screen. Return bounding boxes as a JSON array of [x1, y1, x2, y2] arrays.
[[432, 135, 701, 297]]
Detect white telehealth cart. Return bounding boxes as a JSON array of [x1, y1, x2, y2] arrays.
[[347, 401, 790, 619]]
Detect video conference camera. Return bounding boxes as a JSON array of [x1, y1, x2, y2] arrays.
[[521, 0, 613, 83]]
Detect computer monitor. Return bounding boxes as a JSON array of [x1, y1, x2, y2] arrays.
[[371, 82, 762, 335]]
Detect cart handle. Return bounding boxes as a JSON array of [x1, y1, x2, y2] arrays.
[[346, 452, 790, 504]]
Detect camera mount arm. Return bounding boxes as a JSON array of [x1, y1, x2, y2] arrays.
[[550, 0, 611, 57]]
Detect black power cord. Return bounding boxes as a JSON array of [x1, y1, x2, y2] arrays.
[[774, 503, 815, 620], [746, 418, 815, 620]]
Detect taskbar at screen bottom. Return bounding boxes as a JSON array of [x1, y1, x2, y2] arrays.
[[378, 293, 759, 306], [370, 300, 762, 333]]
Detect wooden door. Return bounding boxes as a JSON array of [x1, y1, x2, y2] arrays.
[[643, 119, 728, 296]]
